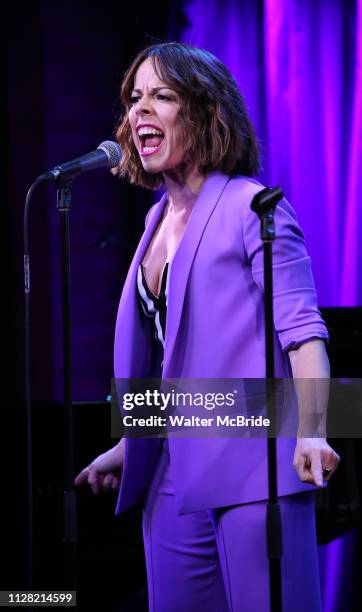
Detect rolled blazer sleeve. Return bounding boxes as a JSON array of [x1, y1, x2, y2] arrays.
[[241, 195, 329, 351]]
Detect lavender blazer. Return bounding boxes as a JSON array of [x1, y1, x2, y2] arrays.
[[114, 172, 328, 515]]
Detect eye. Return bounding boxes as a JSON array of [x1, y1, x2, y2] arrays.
[[129, 95, 140, 105], [156, 94, 171, 101]]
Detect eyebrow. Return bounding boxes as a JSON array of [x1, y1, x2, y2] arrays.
[[131, 86, 174, 94]]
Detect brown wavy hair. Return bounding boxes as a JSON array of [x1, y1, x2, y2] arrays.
[[115, 42, 261, 190]]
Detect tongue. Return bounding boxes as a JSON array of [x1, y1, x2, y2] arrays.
[[144, 135, 163, 147]]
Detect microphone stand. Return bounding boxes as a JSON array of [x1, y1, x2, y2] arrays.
[[23, 144, 121, 595], [250, 186, 284, 612], [56, 176, 78, 590]]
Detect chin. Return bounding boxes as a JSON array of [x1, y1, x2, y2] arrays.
[[141, 162, 163, 174], [141, 156, 169, 172]]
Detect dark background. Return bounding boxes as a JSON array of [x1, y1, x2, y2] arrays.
[[2, 1, 361, 610]]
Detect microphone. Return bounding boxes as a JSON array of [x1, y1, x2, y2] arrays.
[[41, 140, 122, 182]]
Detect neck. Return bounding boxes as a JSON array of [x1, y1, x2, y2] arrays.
[[163, 164, 206, 213]]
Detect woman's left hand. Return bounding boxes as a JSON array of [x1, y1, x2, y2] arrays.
[[293, 438, 340, 487]]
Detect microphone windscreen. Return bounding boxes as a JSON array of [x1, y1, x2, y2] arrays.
[[97, 141, 122, 168]]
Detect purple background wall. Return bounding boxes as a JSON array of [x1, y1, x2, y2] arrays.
[[180, 0, 362, 308]]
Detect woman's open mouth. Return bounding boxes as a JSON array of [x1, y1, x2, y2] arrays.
[[137, 125, 165, 156]]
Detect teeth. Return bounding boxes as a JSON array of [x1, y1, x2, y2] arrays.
[[138, 127, 164, 136], [143, 146, 159, 152]]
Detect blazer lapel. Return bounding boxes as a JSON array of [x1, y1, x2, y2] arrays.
[[163, 172, 231, 373], [114, 193, 168, 378]]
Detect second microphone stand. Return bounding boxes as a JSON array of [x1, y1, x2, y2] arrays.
[[251, 186, 284, 612]]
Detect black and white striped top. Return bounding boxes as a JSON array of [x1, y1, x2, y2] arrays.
[[137, 262, 170, 349]]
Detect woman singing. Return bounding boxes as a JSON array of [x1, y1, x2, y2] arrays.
[[75, 43, 340, 611]]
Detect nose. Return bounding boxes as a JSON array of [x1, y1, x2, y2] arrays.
[[135, 95, 154, 116]]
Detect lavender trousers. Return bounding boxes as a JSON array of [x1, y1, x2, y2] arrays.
[[142, 439, 322, 612]]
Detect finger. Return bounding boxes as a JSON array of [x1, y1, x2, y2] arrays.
[[330, 451, 341, 470], [88, 470, 100, 495], [310, 452, 323, 487], [111, 477, 120, 490], [294, 453, 312, 483], [98, 474, 106, 488], [295, 463, 314, 484], [102, 474, 113, 490], [293, 455, 305, 482], [74, 468, 90, 487], [294, 454, 321, 486], [321, 450, 341, 479], [299, 466, 315, 485]]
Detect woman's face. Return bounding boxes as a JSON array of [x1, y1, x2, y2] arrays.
[[128, 58, 187, 175]]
